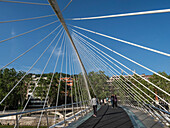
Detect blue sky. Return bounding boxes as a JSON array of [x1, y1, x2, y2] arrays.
[[0, 0, 170, 76]]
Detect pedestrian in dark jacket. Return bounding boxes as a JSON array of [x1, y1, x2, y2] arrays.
[[114, 95, 118, 107], [111, 94, 115, 108]]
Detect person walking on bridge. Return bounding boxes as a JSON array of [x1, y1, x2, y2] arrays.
[[114, 95, 118, 107], [91, 95, 98, 117], [111, 94, 115, 108]]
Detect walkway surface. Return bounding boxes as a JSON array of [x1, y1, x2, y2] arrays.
[[77, 105, 134, 128], [124, 106, 165, 128]]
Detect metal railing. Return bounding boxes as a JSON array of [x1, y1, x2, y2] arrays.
[[146, 104, 170, 125], [0, 100, 91, 127]]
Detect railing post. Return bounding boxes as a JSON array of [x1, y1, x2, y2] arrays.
[[62, 105, 66, 127], [45, 110, 49, 128], [73, 103, 76, 121], [84, 101, 87, 114], [16, 114, 19, 128], [79, 101, 83, 117]]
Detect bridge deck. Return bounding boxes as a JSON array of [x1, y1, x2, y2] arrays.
[[77, 105, 133, 128]]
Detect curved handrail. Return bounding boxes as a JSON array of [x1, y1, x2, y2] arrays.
[[146, 104, 170, 115], [0, 100, 89, 118]]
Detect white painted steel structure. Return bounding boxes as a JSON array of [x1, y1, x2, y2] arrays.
[[0, 0, 169, 127]]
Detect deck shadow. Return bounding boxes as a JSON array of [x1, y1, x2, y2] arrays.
[[77, 105, 134, 128]]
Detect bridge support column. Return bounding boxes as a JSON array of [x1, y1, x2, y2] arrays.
[[48, 0, 91, 100]]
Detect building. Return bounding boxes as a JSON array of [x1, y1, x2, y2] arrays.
[[60, 77, 73, 86], [27, 74, 48, 99], [26, 75, 49, 108], [107, 73, 152, 83], [107, 73, 152, 95], [26, 75, 76, 108]]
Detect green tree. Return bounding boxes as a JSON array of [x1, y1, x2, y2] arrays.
[[76, 71, 109, 100], [0, 68, 32, 110], [16, 71, 31, 109], [149, 72, 170, 103]]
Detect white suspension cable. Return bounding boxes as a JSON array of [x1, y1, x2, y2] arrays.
[[68, 52, 75, 120], [71, 39, 96, 97], [71, 54, 84, 113], [67, 33, 92, 101], [48, 0, 92, 101], [0, 28, 63, 105], [71, 52, 87, 108], [72, 35, 105, 72], [89, 48, 168, 110], [73, 32, 169, 107], [72, 43, 89, 108], [70, 25, 170, 57], [117, 87, 132, 106], [74, 36, 136, 95], [73, 30, 165, 102], [62, 0, 72, 12], [77, 42, 169, 116], [117, 81, 145, 109], [0, 14, 56, 23], [72, 57, 79, 110], [72, 32, 167, 110], [75, 40, 141, 104], [114, 79, 142, 103], [73, 38, 112, 100], [0, 24, 62, 70], [78, 75, 87, 109], [77, 43, 132, 105], [117, 82, 159, 119], [71, 38, 97, 95], [74, 40, 109, 79], [21, 27, 63, 111], [80, 50, 166, 117], [64, 45, 68, 123], [74, 68, 85, 111], [37, 29, 65, 128], [0, 20, 58, 44], [69, 8, 170, 20], [71, 29, 170, 96], [14, 28, 64, 128], [0, 0, 50, 5], [71, 27, 170, 83], [75, 40, 162, 117], [54, 37, 66, 124], [74, 36, 170, 108], [79, 46, 146, 109]]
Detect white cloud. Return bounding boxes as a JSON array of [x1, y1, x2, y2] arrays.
[[11, 28, 16, 36], [21, 65, 42, 74], [54, 48, 64, 57], [0, 65, 42, 74]]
